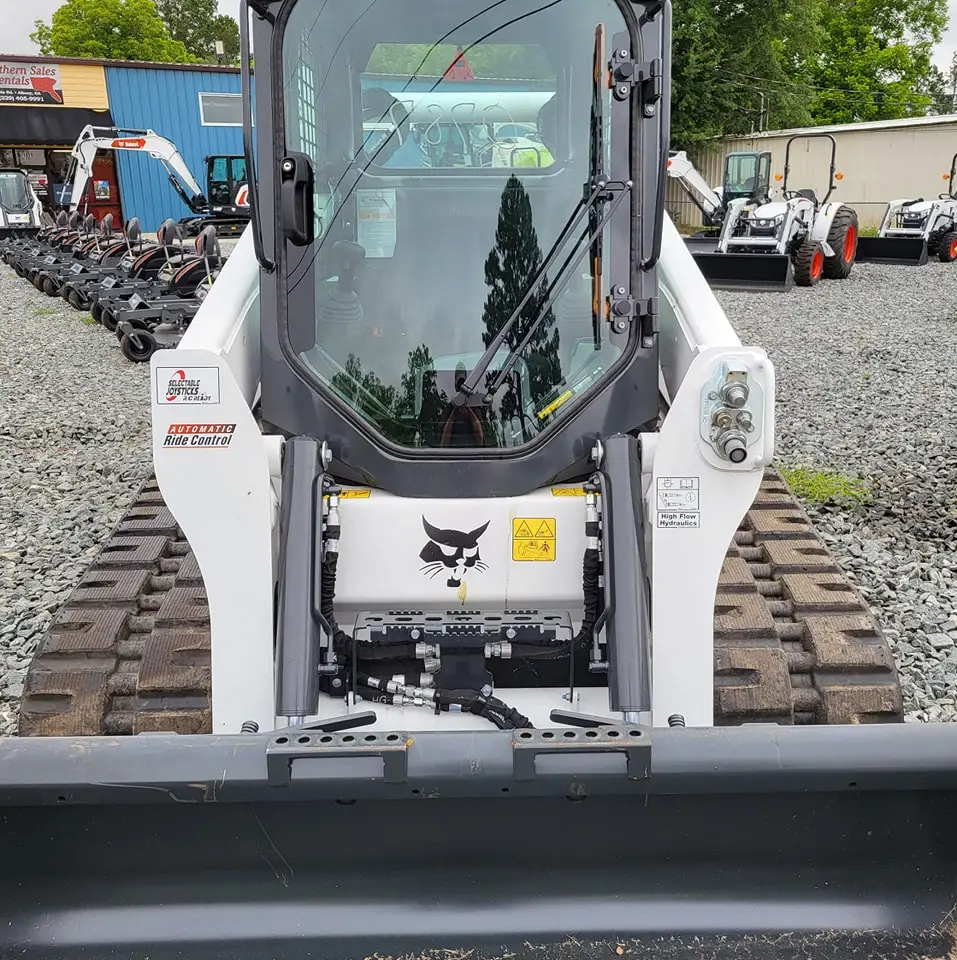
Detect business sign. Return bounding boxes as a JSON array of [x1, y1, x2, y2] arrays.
[[0, 61, 64, 105]]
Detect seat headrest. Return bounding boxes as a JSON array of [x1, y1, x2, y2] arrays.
[[56, 211, 68, 227], [195, 225, 221, 259], [83, 213, 96, 233], [68, 211, 79, 229], [100, 213, 114, 237], [125, 217, 141, 243], [157, 218, 181, 247]]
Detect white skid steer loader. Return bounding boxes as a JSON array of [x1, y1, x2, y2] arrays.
[[0, 167, 44, 242], [6, 4, 944, 957], [856, 153, 957, 266], [694, 133, 859, 292], [18, 0, 900, 739]]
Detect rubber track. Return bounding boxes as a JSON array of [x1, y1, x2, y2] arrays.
[[18, 467, 903, 736]]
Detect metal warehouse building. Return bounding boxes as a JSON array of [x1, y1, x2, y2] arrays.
[[668, 114, 957, 231], [0, 54, 250, 230]]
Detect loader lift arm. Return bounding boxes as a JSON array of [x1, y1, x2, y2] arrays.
[[667, 150, 723, 225], [67, 125, 209, 215]]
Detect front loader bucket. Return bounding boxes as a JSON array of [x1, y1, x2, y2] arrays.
[[692, 250, 795, 292], [4, 725, 957, 960], [855, 235, 930, 266]]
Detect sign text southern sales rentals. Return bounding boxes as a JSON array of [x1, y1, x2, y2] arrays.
[[0, 62, 64, 105]]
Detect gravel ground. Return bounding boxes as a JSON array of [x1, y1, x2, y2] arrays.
[[717, 260, 957, 723], [0, 262, 152, 735], [0, 252, 955, 730]]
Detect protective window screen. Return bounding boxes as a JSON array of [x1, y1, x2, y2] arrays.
[[361, 43, 557, 171], [199, 93, 243, 126]]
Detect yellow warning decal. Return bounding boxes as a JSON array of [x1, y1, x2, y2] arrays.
[[512, 517, 556, 562], [551, 487, 587, 497], [324, 489, 371, 499]]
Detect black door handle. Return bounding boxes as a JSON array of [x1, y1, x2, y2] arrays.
[[280, 153, 314, 246]]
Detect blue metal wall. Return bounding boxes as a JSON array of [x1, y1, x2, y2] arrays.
[[104, 66, 250, 230]]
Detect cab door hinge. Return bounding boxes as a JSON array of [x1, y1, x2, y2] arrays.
[[609, 293, 658, 344], [611, 54, 662, 110]]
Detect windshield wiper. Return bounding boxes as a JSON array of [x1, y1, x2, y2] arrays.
[[451, 23, 629, 410]]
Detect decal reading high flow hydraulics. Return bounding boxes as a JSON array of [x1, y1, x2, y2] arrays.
[[419, 518, 489, 590]]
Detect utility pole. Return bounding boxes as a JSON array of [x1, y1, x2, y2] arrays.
[[950, 53, 957, 114]]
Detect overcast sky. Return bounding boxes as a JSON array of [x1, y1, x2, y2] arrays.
[[2, 0, 957, 68]]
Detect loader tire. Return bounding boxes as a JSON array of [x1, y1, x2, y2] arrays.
[[937, 231, 957, 263], [823, 205, 858, 279], [16, 467, 904, 736], [794, 239, 825, 287]]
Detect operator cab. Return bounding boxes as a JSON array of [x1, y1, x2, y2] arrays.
[[259, 0, 664, 496], [0, 169, 36, 219], [722, 151, 772, 205], [206, 155, 248, 214]]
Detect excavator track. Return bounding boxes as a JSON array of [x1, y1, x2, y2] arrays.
[[17, 467, 903, 736]]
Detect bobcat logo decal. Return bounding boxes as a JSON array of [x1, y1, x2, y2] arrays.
[[419, 517, 490, 589]]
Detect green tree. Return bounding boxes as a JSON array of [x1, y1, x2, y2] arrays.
[[923, 53, 957, 115], [802, 0, 948, 124], [671, 0, 820, 148], [155, 0, 240, 64], [31, 0, 195, 63], [670, 0, 950, 146]]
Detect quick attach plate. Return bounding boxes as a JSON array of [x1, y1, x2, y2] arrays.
[[266, 727, 410, 787], [511, 725, 651, 782], [353, 610, 574, 649]]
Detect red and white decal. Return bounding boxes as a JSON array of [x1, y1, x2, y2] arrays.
[[235, 184, 249, 207], [156, 366, 221, 405], [164, 423, 236, 448], [111, 138, 147, 150]]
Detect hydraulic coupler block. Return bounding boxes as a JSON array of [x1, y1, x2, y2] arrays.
[[700, 360, 766, 466]]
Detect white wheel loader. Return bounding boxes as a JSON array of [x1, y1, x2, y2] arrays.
[[693, 133, 859, 291], [4, 3, 949, 956], [856, 153, 957, 266]]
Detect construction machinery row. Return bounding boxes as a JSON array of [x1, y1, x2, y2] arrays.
[[669, 136, 957, 290], [1, 211, 226, 362], [2, 1, 955, 957], [0, 124, 250, 250]]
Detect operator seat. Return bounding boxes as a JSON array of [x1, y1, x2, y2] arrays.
[[795, 188, 819, 206]]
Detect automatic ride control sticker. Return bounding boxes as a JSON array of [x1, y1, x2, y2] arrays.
[[164, 424, 236, 448]]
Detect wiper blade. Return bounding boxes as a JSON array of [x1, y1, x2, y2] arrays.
[[452, 22, 626, 411], [480, 181, 630, 403], [450, 179, 608, 409]]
